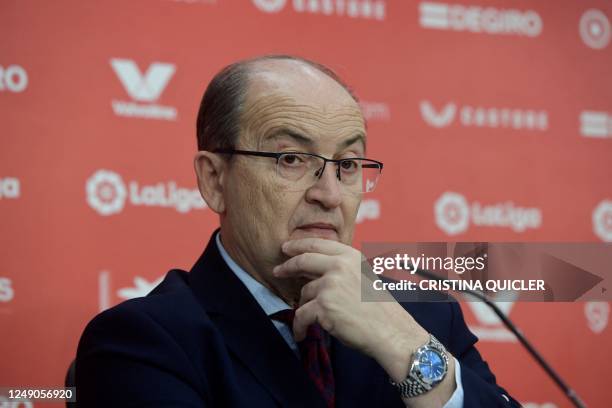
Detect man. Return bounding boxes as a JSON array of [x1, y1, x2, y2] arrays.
[[76, 55, 520, 407]]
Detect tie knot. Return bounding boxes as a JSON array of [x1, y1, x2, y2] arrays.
[[271, 309, 324, 341], [271, 309, 295, 326]]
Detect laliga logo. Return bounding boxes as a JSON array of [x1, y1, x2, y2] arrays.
[[435, 191, 542, 235], [110, 58, 177, 120], [86, 170, 127, 216], [0, 64, 28, 93], [86, 169, 206, 216], [592, 200, 612, 242], [0, 177, 20, 200], [584, 301, 609, 334], [579, 9, 611, 50], [434, 192, 469, 235]]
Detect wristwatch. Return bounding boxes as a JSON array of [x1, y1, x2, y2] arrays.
[[389, 334, 449, 398]]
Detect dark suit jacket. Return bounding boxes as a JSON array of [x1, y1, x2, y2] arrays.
[[76, 231, 521, 407]]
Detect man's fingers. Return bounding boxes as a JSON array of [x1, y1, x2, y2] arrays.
[[299, 278, 322, 307], [282, 238, 346, 257], [273, 253, 333, 279], [293, 299, 319, 342]]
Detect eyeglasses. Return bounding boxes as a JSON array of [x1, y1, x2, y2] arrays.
[[213, 148, 383, 194]]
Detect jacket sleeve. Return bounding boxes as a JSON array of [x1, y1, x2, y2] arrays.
[[448, 301, 522, 408], [75, 304, 208, 407]]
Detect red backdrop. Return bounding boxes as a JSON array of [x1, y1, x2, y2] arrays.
[[1, 0, 611, 407]]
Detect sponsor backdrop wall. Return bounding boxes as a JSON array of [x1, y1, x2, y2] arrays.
[[1, 0, 611, 407]]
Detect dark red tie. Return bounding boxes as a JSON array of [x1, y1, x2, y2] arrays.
[[272, 309, 335, 408]]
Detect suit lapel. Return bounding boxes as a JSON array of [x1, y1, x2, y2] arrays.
[[188, 231, 326, 408]]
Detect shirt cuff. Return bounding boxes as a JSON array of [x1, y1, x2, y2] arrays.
[[442, 357, 464, 408]]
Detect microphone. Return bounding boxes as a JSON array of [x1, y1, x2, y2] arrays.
[[413, 267, 587, 408]]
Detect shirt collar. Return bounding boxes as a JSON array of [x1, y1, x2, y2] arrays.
[[215, 232, 290, 316]]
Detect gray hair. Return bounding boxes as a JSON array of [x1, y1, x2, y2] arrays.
[[195, 55, 359, 151]]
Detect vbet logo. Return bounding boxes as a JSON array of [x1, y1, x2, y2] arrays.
[[592, 199, 612, 242], [252, 0, 386, 20], [85, 169, 206, 216], [419, 2, 542, 37], [0, 177, 20, 200], [0, 64, 28, 93], [110, 58, 177, 120], [420, 100, 548, 131], [579, 9, 611, 50], [434, 191, 542, 236], [580, 111, 612, 139]]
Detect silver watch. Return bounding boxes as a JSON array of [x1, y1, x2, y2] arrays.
[[389, 334, 449, 398]]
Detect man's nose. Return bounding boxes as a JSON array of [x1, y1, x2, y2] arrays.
[[304, 163, 343, 208]]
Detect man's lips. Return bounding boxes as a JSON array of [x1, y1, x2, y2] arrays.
[[295, 223, 339, 239], [297, 223, 337, 231]]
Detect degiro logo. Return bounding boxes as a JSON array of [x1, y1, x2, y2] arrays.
[[86, 169, 206, 216], [435, 191, 542, 235], [419, 2, 542, 37]]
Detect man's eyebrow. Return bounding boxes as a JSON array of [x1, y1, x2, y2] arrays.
[[264, 129, 314, 146], [339, 134, 366, 150], [264, 129, 366, 151]]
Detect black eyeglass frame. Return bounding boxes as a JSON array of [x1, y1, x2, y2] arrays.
[[212, 148, 383, 183]]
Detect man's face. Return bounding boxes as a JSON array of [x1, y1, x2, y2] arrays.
[[220, 60, 366, 297]]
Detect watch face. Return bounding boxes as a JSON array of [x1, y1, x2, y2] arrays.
[[418, 349, 446, 383]]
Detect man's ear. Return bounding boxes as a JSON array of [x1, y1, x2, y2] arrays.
[[194, 151, 227, 214]]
